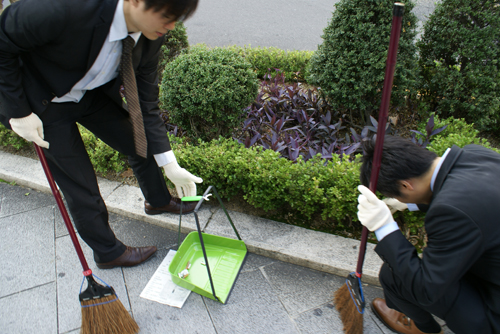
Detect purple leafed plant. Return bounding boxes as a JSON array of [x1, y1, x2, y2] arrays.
[[410, 114, 447, 148], [234, 69, 362, 162]]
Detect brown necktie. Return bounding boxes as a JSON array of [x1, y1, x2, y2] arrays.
[[120, 36, 147, 158]]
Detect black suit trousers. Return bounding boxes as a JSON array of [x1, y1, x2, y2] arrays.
[[380, 263, 493, 334], [39, 89, 172, 263]]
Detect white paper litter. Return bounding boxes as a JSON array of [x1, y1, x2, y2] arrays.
[[140, 249, 191, 308]]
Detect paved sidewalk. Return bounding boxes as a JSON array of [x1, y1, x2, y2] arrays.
[[0, 151, 454, 333]]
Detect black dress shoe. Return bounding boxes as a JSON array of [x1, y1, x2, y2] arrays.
[[144, 198, 197, 215], [96, 246, 157, 269]]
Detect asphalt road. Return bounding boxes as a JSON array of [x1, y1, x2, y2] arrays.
[[1, 0, 439, 51], [183, 0, 440, 51]]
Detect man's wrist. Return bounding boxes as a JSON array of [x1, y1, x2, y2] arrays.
[[374, 221, 399, 241], [154, 150, 176, 167], [407, 203, 419, 211]]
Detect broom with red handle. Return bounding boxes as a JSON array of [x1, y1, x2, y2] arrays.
[[34, 144, 139, 334], [334, 3, 405, 334]]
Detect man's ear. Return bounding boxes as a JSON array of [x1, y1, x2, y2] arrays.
[[399, 180, 414, 191]]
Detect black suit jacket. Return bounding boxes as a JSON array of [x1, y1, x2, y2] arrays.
[[376, 145, 500, 331], [0, 0, 170, 153]]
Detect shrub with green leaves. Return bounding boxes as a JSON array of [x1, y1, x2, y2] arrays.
[[78, 125, 128, 174], [420, 115, 500, 155], [158, 22, 189, 76], [227, 46, 313, 82], [171, 136, 361, 228], [160, 45, 259, 142], [417, 0, 500, 132], [0, 123, 29, 150], [307, 0, 418, 122]]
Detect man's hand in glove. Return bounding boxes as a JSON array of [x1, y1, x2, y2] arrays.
[[9, 113, 50, 148], [163, 160, 203, 198], [382, 198, 408, 214], [357, 185, 395, 232]]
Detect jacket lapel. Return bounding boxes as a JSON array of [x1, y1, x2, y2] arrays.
[[86, 0, 119, 70]]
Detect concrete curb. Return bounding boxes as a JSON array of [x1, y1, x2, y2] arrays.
[[0, 150, 383, 285]]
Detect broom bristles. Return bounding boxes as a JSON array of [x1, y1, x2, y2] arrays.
[[334, 283, 363, 334], [81, 294, 139, 334]]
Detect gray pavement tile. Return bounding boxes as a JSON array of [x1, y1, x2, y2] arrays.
[[0, 282, 57, 334], [364, 305, 392, 334], [240, 252, 277, 274], [292, 301, 345, 334], [123, 248, 216, 334], [261, 260, 343, 317], [109, 213, 180, 250], [54, 202, 77, 238], [0, 206, 56, 298], [292, 284, 387, 334], [0, 181, 9, 196], [55, 234, 131, 334], [204, 269, 300, 334], [61, 330, 80, 334], [0, 184, 54, 218]]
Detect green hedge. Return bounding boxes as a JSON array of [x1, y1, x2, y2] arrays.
[[417, 0, 500, 132], [171, 135, 361, 228], [226, 45, 313, 82], [2, 116, 499, 239]]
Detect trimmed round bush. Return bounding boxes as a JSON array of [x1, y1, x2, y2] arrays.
[[417, 0, 500, 132], [307, 0, 418, 122], [158, 22, 189, 76], [160, 45, 259, 142]]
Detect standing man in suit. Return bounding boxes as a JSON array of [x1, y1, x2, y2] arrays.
[[0, 0, 202, 269], [357, 135, 500, 334]]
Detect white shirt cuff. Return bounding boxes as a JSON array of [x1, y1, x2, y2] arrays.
[[407, 203, 419, 211], [375, 221, 400, 241], [154, 150, 176, 167]]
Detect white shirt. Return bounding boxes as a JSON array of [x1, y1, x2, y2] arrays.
[[52, 0, 174, 166], [52, 0, 140, 103]]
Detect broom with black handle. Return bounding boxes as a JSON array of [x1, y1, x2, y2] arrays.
[[333, 3, 405, 334], [34, 144, 139, 334]]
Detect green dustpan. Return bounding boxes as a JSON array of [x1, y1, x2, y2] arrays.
[[168, 186, 247, 304]]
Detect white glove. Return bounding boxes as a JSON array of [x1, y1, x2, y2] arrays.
[[357, 185, 394, 232], [163, 160, 203, 198], [382, 198, 408, 214], [9, 113, 50, 149]]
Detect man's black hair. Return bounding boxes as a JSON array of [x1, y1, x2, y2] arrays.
[[144, 0, 198, 21], [359, 135, 438, 197]]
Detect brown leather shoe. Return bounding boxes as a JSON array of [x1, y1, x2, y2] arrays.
[[96, 246, 157, 269], [371, 298, 443, 334], [144, 198, 197, 215]]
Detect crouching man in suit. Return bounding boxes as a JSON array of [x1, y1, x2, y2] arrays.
[[0, 0, 202, 269], [357, 135, 500, 334]]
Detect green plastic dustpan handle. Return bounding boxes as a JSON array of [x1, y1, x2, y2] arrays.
[[181, 196, 203, 202]]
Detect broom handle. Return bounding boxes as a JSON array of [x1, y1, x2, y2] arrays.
[[34, 144, 92, 275], [356, 2, 405, 275]]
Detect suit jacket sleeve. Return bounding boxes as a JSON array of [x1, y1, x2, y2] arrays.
[[375, 203, 484, 307], [0, 1, 68, 121]]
